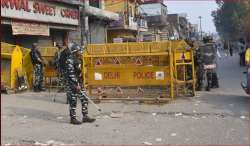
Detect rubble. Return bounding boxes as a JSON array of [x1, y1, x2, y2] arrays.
[[143, 141, 153, 145]]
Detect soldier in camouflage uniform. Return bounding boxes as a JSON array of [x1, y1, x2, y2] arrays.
[[30, 43, 45, 92], [194, 46, 204, 91], [52, 43, 65, 92], [59, 42, 95, 125]]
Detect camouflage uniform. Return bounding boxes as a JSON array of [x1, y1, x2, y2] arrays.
[[59, 43, 95, 124], [194, 47, 204, 91], [53, 49, 65, 92], [30, 45, 45, 92]]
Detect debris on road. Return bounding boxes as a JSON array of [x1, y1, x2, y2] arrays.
[[155, 138, 162, 142], [152, 113, 157, 116], [34, 141, 46, 145], [175, 113, 183, 117], [240, 116, 246, 119], [110, 112, 123, 118], [143, 141, 153, 145], [46, 140, 64, 145], [192, 116, 199, 120], [56, 116, 63, 120], [170, 133, 177, 137]]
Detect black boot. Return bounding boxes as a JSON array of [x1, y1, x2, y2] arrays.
[[70, 117, 82, 125], [33, 86, 40, 92], [82, 115, 96, 123], [39, 85, 46, 91]]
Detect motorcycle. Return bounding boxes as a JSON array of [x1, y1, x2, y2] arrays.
[[204, 64, 219, 91]]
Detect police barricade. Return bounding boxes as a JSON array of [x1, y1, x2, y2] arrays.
[[23, 46, 59, 89], [172, 41, 196, 97], [1, 42, 25, 91], [83, 41, 178, 103]]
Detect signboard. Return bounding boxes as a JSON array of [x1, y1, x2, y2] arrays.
[[12, 21, 49, 36], [1, 0, 79, 26], [87, 66, 170, 86]]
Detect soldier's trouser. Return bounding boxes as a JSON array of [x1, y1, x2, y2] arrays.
[[66, 87, 89, 118], [196, 67, 204, 90], [33, 64, 44, 90], [57, 74, 65, 91]]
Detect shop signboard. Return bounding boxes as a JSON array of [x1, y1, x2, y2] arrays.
[[1, 0, 79, 26]]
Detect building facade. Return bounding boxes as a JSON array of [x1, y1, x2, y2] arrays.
[[139, 0, 169, 41], [80, 0, 119, 44], [1, 0, 81, 48], [104, 0, 147, 43]]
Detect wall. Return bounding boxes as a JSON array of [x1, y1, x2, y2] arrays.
[[89, 21, 107, 44], [140, 3, 167, 16], [105, 0, 125, 13], [68, 27, 82, 45]]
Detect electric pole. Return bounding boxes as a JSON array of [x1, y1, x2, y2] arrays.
[[198, 16, 202, 40]]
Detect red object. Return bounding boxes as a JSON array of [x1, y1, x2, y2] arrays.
[[95, 59, 102, 66], [116, 87, 123, 95], [135, 57, 143, 65]]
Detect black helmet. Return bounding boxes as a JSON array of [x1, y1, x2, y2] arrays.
[[68, 42, 83, 54], [203, 36, 213, 43]]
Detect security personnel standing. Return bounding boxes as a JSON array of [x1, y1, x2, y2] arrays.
[[60, 43, 95, 125], [194, 46, 204, 91], [52, 43, 65, 92], [30, 43, 45, 92]]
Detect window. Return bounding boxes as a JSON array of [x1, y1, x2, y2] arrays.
[[129, 6, 133, 17], [90, 0, 100, 8]]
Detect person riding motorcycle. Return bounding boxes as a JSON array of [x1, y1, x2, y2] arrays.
[[199, 36, 219, 91]]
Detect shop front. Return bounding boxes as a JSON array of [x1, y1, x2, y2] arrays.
[[1, 0, 80, 48]]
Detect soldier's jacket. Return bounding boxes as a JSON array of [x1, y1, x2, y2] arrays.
[[30, 49, 43, 65], [59, 50, 83, 90], [52, 50, 64, 73], [74, 58, 83, 85]]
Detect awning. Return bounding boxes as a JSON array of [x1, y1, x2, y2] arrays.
[[83, 6, 119, 21]]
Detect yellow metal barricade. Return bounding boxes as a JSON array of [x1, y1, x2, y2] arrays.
[[1, 42, 24, 90], [84, 40, 196, 102], [84, 41, 177, 102], [172, 41, 196, 97]]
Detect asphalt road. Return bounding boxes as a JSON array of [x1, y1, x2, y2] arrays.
[[1, 54, 249, 145]]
